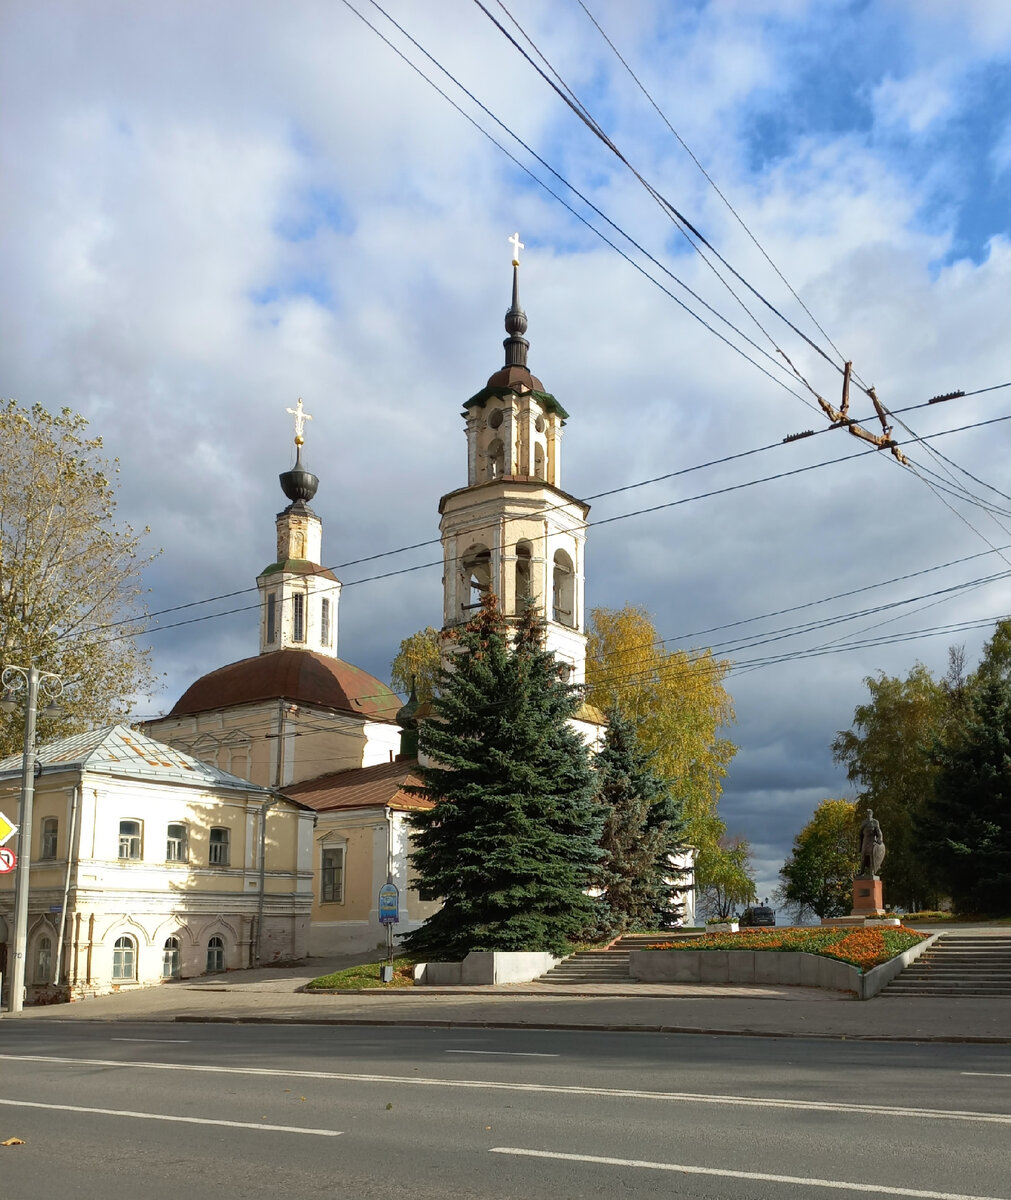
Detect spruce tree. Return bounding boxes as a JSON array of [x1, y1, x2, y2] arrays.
[[402, 596, 603, 959], [919, 678, 1011, 914], [594, 706, 688, 932]]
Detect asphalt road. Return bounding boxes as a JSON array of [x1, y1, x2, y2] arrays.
[[1, 1022, 1008, 1199]]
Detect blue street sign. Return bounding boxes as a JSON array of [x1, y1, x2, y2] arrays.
[[378, 883, 400, 925]]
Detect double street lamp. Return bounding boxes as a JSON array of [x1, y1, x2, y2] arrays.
[[1, 664, 63, 1015]]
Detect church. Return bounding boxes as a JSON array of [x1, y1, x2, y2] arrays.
[[145, 243, 607, 956]]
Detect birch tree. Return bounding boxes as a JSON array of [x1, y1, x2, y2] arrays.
[[0, 400, 157, 756]]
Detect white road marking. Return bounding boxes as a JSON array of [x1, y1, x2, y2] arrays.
[[2, 1054, 1009, 1126], [964, 1072, 1011, 1078], [489, 1147, 1008, 1200], [445, 1050, 559, 1057], [110, 1038, 191, 1043], [0, 1098, 340, 1137]]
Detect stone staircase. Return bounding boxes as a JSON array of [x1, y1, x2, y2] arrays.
[[882, 931, 1011, 997], [538, 933, 691, 985]]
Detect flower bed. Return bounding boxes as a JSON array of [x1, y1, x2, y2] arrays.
[[648, 925, 927, 972]]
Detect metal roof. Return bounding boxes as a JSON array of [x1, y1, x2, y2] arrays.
[[0, 724, 270, 794]]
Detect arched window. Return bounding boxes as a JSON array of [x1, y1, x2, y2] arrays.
[[34, 935, 53, 984], [552, 550, 575, 627], [533, 443, 545, 480], [162, 936, 181, 979], [206, 935, 225, 974], [460, 545, 492, 617], [112, 935, 137, 981], [487, 438, 505, 480], [514, 541, 533, 612]]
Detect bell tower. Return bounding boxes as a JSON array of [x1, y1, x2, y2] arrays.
[[257, 399, 341, 658], [438, 237, 590, 683]]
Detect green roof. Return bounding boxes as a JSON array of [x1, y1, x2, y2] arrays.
[[463, 385, 569, 422]]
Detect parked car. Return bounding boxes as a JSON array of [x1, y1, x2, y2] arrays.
[[739, 905, 776, 927]]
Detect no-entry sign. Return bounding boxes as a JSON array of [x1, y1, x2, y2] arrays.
[[0, 845, 16, 873]]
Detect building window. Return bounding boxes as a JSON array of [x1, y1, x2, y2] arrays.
[[515, 541, 533, 612], [209, 827, 230, 866], [321, 847, 345, 904], [552, 550, 575, 627], [162, 937, 181, 979], [321, 597, 330, 646], [292, 592, 305, 642], [487, 437, 505, 480], [119, 820, 142, 860], [266, 592, 277, 644], [112, 935, 137, 981], [40, 817, 59, 859], [206, 935, 225, 974], [34, 936, 53, 983], [166, 823, 187, 862]]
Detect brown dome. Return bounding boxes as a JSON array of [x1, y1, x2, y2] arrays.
[[168, 649, 400, 721]]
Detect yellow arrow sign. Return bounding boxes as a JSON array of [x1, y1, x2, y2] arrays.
[[0, 811, 18, 846]]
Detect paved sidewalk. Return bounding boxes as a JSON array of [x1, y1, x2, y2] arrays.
[[5, 947, 1009, 1043]]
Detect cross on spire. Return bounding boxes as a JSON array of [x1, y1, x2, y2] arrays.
[[508, 231, 524, 266], [286, 397, 313, 446]]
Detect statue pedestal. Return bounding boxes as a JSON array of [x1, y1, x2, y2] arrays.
[[852, 878, 885, 918]]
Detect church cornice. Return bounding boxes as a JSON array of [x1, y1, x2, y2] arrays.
[[258, 559, 339, 582], [438, 476, 590, 518], [463, 384, 569, 422]]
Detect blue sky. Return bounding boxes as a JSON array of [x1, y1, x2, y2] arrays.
[[2, 0, 1010, 900]]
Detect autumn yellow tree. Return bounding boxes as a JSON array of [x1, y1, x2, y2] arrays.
[[390, 625, 442, 702], [585, 605, 737, 888], [0, 400, 157, 757]]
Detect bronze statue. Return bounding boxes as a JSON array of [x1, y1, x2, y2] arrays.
[[857, 809, 886, 878]]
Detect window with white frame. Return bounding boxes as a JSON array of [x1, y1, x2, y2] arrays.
[[162, 936, 181, 979], [166, 823, 187, 862], [34, 935, 53, 983], [40, 817, 58, 859], [112, 935, 137, 981], [292, 592, 305, 642], [209, 826, 230, 866], [321, 596, 331, 646], [118, 820, 142, 860], [206, 935, 225, 973], [321, 846, 345, 904]]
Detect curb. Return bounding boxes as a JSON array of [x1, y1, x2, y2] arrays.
[[170, 1014, 1011, 1044]]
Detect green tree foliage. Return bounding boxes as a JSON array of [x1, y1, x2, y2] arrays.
[[832, 665, 946, 910], [0, 401, 156, 757], [585, 605, 737, 889], [402, 597, 603, 959], [696, 836, 756, 920], [390, 625, 441, 702], [779, 799, 860, 920], [593, 706, 688, 932], [919, 678, 1011, 914]]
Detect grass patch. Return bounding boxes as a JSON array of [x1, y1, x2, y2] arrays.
[[647, 925, 929, 972], [306, 957, 417, 991]]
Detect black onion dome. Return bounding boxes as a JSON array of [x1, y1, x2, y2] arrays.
[[279, 446, 319, 504], [503, 262, 529, 367]]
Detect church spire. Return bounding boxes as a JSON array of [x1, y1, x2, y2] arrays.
[[258, 399, 341, 658], [503, 232, 529, 369], [279, 397, 318, 510]]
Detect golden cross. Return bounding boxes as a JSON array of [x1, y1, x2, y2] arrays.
[[285, 397, 313, 445]]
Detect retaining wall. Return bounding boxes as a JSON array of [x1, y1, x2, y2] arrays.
[[414, 950, 559, 986]]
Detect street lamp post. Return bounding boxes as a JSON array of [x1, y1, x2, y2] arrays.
[[1, 664, 62, 1014]]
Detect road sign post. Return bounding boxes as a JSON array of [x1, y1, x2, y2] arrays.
[[378, 883, 400, 983]]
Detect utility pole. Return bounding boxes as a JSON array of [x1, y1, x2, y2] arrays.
[[1, 664, 62, 1014]]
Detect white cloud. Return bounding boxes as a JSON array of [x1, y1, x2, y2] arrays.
[[2, 0, 1010, 891]]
